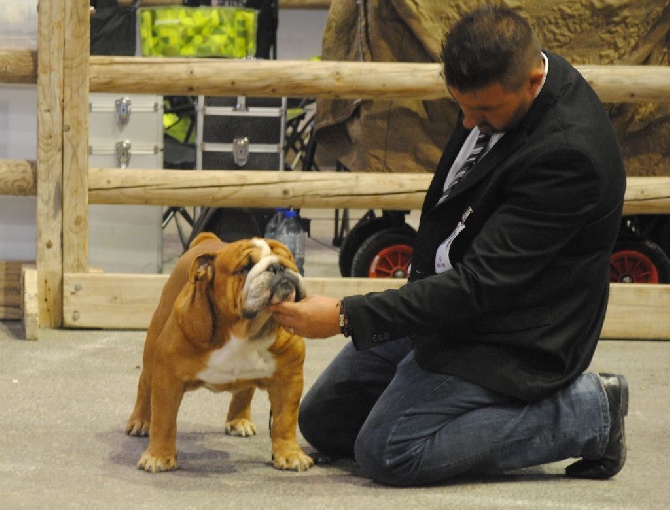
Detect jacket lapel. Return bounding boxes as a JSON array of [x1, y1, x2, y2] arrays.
[[423, 121, 469, 211], [428, 51, 564, 211]]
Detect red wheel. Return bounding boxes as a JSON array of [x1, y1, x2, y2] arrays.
[[610, 250, 659, 283], [609, 236, 670, 284], [368, 244, 413, 278], [351, 227, 416, 278]]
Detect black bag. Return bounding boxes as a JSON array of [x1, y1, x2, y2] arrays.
[[90, 0, 139, 56]]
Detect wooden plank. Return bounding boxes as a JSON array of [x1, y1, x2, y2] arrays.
[[62, 273, 405, 329], [601, 284, 670, 340], [86, 168, 670, 215], [87, 57, 670, 103], [0, 261, 30, 320], [0, 261, 25, 281], [21, 266, 39, 341], [622, 177, 670, 215], [3, 51, 670, 103], [62, 272, 670, 340], [3, 163, 668, 216], [0, 306, 21, 321], [62, 0, 90, 274], [0, 48, 37, 84], [36, 0, 66, 328], [63, 273, 164, 329], [87, 168, 430, 210], [0, 159, 37, 196]]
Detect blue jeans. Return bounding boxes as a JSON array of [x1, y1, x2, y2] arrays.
[[299, 338, 610, 486]]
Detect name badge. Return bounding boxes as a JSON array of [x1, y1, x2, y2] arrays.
[[434, 207, 473, 274]]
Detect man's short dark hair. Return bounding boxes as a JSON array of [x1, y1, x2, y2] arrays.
[[442, 5, 542, 92]]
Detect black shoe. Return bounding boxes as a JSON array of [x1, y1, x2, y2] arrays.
[[565, 373, 628, 479]]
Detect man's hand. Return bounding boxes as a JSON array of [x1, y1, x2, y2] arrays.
[[271, 295, 341, 338]]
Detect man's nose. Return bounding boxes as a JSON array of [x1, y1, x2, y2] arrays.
[[461, 110, 480, 130]]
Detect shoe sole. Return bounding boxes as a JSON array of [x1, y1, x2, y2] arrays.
[[600, 372, 629, 416], [618, 375, 629, 416]]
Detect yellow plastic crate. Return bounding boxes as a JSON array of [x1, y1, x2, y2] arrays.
[[138, 6, 257, 58]]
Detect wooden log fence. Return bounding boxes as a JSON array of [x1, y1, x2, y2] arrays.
[[0, 0, 669, 340], [2, 164, 670, 215], [4, 49, 670, 102]]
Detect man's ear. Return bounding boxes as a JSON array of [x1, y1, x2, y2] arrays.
[[174, 253, 217, 348]]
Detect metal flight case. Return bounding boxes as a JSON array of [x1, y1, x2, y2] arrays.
[[188, 95, 288, 244]]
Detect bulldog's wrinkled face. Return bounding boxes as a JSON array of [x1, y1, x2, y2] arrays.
[[238, 238, 304, 318], [203, 238, 304, 320]]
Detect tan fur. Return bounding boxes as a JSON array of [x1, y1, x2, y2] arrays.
[[126, 233, 313, 473]]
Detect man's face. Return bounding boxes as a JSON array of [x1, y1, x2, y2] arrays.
[[448, 69, 544, 135]]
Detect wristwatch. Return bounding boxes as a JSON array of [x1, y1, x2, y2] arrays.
[[339, 300, 352, 338]]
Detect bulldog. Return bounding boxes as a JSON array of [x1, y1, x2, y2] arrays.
[[126, 232, 314, 473]]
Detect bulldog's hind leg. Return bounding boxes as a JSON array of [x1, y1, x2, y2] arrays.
[[225, 387, 257, 437]]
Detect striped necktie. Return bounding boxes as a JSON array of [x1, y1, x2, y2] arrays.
[[439, 132, 491, 203]]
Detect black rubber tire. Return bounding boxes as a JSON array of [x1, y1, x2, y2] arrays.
[[610, 238, 670, 284], [338, 217, 392, 277], [351, 226, 416, 278]]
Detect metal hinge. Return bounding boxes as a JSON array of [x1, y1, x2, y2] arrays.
[[234, 96, 248, 112]]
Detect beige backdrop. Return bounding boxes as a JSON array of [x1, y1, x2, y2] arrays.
[[315, 0, 670, 176]]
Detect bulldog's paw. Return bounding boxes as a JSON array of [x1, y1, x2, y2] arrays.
[[225, 418, 257, 437], [137, 450, 178, 473], [273, 447, 314, 472], [125, 416, 150, 437]]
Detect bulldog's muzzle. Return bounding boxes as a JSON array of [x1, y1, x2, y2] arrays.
[[242, 259, 305, 319]]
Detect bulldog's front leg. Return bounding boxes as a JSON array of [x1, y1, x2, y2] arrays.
[[126, 368, 152, 436], [138, 368, 185, 473], [225, 387, 257, 437], [267, 373, 314, 472]]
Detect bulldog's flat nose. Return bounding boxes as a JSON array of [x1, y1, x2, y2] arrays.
[[267, 263, 285, 275]]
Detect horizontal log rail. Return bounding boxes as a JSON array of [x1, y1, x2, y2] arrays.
[[1, 162, 668, 215], [0, 159, 37, 196], [61, 272, 670, 340], [0, 49, 37, 85], [3, 51, 670, 103]]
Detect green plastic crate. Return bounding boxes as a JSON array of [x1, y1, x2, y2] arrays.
[[138, 6, 258, 58]]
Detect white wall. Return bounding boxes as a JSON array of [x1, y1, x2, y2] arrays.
[[276, 9, 328, 60], [0, 7, 330, 261], [0, 85, 37, 260]]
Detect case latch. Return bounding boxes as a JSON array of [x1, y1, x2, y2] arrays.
[[233, 137, 250, 166], [115, 140, 132, 168], [234, 96, 248, 112], [114, 97, 132, 127]]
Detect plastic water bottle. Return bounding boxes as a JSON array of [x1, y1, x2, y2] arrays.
[[264, 208, 286, 240], [275, 209, 306, 275]]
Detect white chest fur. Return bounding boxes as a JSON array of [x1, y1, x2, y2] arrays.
[[197, 334, 277, 385]]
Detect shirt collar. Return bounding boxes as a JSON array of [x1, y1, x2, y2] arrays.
[[535, 52, 549, 99]]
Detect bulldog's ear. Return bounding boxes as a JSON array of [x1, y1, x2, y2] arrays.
[[174, 253, 217, 348]]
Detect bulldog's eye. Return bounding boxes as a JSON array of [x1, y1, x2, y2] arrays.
[[234, 260, 254, 275]]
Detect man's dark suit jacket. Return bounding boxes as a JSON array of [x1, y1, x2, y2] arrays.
[[343, 51, 627, 401]]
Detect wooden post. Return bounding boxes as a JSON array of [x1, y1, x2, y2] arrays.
[[36, 0, 90, 328], [62, 0, 90, 275], [36, 0, 66, 328]]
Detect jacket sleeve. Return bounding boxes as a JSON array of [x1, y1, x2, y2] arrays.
[[346, 147, 603, 351]]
